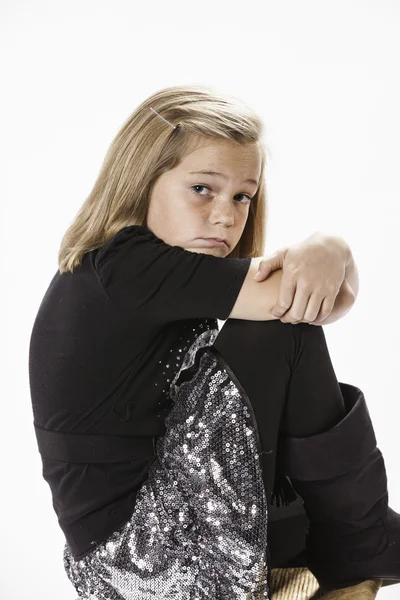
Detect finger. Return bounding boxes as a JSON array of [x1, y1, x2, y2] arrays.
[[302, 292, 327, 323], [280, 292, 326, 325], [280, 286, 312, 323], [283, 291, 335, 325], [308, 295, 335, 324], [271, 277, 297, 317], [253, 253, 280, 281]]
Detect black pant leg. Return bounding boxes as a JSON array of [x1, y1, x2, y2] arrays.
[[213, 318, 296, 502], [212, 318, 347, 568], [213, 319, 346, 498]]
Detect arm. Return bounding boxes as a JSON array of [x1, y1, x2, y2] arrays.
[[229, 258, 356, 325], [243, 231, 360, 325], [229, 259, 287, 321]]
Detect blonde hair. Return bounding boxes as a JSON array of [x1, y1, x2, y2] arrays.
[[58, 85, 269, 273]]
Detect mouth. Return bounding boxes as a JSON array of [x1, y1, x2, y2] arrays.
[[201, 238, 229, 248]]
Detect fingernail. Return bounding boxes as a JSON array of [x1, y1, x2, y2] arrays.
[[253, 270, 261, 280]]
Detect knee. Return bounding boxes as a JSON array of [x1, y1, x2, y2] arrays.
[[219, 317, 295, 337], [215, 318, 295, 354]]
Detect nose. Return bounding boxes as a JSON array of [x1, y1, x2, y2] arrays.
[[209, 198, 235, 226]]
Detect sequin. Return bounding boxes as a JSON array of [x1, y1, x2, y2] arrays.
[[64, 328, 270, 599], [153, 320, 216, 411]]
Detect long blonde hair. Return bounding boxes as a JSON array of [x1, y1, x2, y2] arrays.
[[58, 85, 269, 273]]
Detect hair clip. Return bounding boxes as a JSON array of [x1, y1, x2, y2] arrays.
[[149, 107, 177, 130]]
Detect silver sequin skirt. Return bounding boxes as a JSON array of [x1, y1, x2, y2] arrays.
[[63, 329, 270, 599]]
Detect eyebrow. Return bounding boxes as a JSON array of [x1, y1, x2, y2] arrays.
[[188, 170, 259, 187]]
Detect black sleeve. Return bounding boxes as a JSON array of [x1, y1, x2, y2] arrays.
[[94, 226, 252, 323]]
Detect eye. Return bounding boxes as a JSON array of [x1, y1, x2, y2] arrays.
[[191, 185, 252, 204]]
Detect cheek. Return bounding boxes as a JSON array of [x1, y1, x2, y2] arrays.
[[180, 196, 208, 219]]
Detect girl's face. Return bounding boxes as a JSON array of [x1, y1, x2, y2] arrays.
[[146, 136, 262, 256]]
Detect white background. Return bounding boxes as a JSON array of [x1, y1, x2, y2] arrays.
[[2, 0, 400, 598]]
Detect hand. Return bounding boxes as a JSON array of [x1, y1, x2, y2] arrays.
[[253, 232, 347, 325]]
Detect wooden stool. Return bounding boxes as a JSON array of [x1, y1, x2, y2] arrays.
[[269, 568, 382, 599]]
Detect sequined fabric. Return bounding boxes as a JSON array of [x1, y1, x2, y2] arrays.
[[64, 329, 270, 599]]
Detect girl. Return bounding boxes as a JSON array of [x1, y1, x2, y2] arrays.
[[29, 85, 398, 599]]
